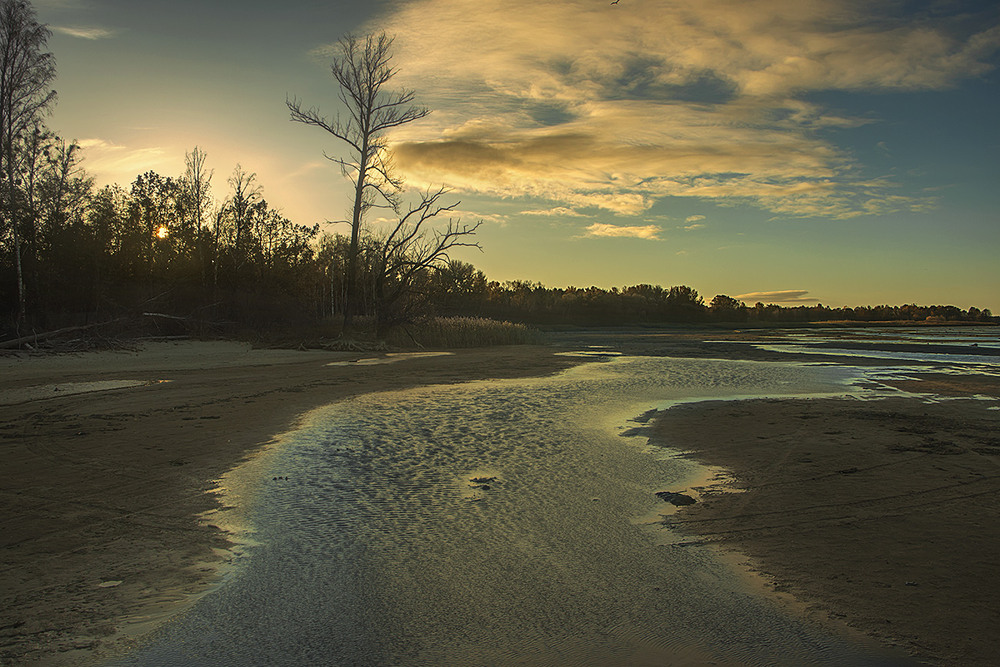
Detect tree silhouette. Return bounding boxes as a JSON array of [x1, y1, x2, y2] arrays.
[[181, 146, 213, 285], [370, 187, 480, 335], [287, 31, 429, 331], [0, 0, 56, 324]]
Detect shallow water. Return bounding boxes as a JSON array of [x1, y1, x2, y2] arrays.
[[114, 357, 913, 666], [750, 326, 1000, 372]]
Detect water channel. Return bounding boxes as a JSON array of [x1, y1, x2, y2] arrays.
[[113, 355, 916, 666]]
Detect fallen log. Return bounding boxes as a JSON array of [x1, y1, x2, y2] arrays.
[[0, 318, 127, 350]]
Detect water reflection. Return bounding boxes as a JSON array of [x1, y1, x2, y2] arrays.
[[115, 357, 913, 666]]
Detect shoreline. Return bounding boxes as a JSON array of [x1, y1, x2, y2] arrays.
[[3, 334, 998, 664], [649, 383, 1000, 666], [0, 341, 580, 665]]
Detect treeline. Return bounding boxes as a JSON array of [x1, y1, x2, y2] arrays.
[[1, 144, 992, 336], [0, 146, 331, 331], [0, 147, 994, 338], [429, 267, 996, 326], [1, 140, 993, 336]]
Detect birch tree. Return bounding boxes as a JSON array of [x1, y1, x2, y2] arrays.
[[0, 0, 56, 323]]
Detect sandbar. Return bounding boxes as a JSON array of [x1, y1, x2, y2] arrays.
[[651, 379, 1000, 666], [0, 341, 578, 665]]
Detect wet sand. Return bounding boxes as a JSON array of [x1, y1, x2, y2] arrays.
[[3, 334, 999, 665], [0, 342, 578, 665], [650, 382, 1000, 666]]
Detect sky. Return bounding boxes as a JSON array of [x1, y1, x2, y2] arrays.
[[34, 0, 1000, 310]]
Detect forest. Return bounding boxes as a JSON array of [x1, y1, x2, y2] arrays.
[[1, 3, 994, 348]]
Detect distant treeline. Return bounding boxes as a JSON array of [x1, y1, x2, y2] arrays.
[[427, 269, 996, 326], [1, 155, 994, 338]]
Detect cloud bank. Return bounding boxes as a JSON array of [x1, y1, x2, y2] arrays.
[[376, 0, 998, 219]]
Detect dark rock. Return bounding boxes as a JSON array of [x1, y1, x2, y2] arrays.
[[656, 491, 696, 506]]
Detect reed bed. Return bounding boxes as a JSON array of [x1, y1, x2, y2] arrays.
[[392, 316, 541, 348]]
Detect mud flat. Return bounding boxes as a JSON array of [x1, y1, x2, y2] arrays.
[[652, 380, 1000, 666], [0, 342, 578, 665]]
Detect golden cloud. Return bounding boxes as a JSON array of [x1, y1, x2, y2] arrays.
[[76, 139, 170, 183], [522, 207, 586, 217], [735, 290, 817, 303], [583, 223, 661, 240], [369, 0, 997, 219]]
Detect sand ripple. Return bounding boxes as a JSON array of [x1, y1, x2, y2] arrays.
[[116, 357, 912, 666]]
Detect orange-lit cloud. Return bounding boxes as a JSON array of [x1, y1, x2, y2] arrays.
[[583, 223, 661, 240], [376, 0, 998, 219], [735, 290, 817, 303], [521, 206, 586, 218]]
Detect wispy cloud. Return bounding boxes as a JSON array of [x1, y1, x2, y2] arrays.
[[582, 223, 661, 240], [683, 215, 706, 230], [77, 138, 171, 184], [735, 289, 818, 304], [451, 209, 508, 226], [53, 25, 116, 40], [280, 160, 327, 182], [379, 0, 998, 219], [521, 206, 585, 217]]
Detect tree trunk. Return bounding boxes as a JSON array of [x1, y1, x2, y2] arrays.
[[343, 141, 369, 333], [4, 165, 26, 326]]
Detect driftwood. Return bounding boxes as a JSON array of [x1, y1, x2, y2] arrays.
[[0, 312, 227, 350], [0, 318, 127, 350]]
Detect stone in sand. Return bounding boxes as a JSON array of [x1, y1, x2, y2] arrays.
[[655, 491, 696, 506]]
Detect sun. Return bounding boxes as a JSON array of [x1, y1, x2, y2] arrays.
[[156, 226, 168, 239]]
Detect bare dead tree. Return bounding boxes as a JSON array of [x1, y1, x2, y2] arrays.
[[0, 0, 56, 325], [183, 146, 213, 285], [371, 187, 481, 336], [287, 31, 429, 330], [225, 164, 261, 279]]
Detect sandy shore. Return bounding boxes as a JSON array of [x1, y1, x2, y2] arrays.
[[0, 342, 578, 665], [651, 382, 1000, 666], [3, 334, 999, 665]]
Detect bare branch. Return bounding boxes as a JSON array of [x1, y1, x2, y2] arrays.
[[287, 30, 435, 329]]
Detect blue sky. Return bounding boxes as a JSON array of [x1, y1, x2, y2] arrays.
[[36, 0, 1000, 310]]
